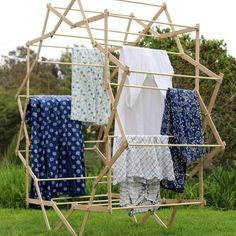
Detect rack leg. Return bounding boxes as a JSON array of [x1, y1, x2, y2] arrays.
[[34, 181, 51, 230], [153, 213, 168, 228], [139, 211, 152, 224], [199, 158, 205, 207], [79, 212, 90, 236], [54, 206, 74, 231], [52, 202, 77, 236], [168, 193, 183, 227]]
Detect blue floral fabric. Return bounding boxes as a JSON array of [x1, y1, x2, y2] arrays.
[[71, 47, 111, 125], [160, 88, 205, 192], [26, 96, 86, 201]]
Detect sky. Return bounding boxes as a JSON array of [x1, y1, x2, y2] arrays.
[[0, 0, 235, 60]]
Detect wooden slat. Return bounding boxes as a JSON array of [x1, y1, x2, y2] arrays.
[[52, 202, 77, 236], [188, 147, 222, 177], [73, 13, 105, 28], [133, 4, 165, 45], [181, 53, 221, 79], [48, 4, 74, 27]]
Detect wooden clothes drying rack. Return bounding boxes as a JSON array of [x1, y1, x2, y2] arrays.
[[15, 0, 225, 235]]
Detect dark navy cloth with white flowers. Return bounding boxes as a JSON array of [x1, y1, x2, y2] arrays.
[[26, 96, 85, 201], [160, 88, 205, 192]]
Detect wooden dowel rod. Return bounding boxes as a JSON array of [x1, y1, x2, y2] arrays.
[[52, 33, 135, 44], [129, 143, 221, 147], [38, 175, 112, 182], [85, 140, 104, 143], [157, 26, 197, 40], [114, 0, 163, 7], [55, 198, 119, 206], [129, 69, 219, 80], [52, 193, 110, 201], [38, 60, 116, 68], [109, 13, 197, 29], [85, 147, 95, 151], [31, 43, 181, 55], [153, 213, 168, 228], [112, 201, 202, 210], [52, 7, 196, 29], [110, 82, 168, 91]]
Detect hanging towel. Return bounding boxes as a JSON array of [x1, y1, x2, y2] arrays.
[[113, 47, 175, 213], [26, 96, 85, 201], [113, 135, 175, 184], [120, 177, 160, 216], [71, 47, 111, 125], [113, 135, 175, 214], [160, 88, 206, 192], [119, 45, 173, 109], [114, 46, 173, 136]]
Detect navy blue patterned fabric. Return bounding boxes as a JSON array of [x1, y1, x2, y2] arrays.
[[160, 88, 205, 192], [26, 96, 85, 201]]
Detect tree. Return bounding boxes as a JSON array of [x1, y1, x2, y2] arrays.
[[140, 29, 236, 164]]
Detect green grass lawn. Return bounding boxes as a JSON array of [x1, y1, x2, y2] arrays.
[[0, 207, 235, 236]]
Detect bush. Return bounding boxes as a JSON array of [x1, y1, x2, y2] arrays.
[[0, 162, 25, 208], [205, 165, 236, 210]]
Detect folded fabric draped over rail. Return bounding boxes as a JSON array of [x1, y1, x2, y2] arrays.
[[26, 96, 86, 201], [161, 88, 206, 192], [119, 45, 174, 108], [71, 47, 111, 125]]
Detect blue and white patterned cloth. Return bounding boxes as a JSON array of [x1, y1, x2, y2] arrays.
[[160, 88, 205, 192], [71, 47, 111, 125], [26, 96, 86, 201]]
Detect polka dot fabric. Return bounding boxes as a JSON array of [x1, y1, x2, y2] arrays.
[[26, 96, 85, 201], [71, 47, 111, 125]]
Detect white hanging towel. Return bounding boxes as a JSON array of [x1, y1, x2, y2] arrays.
[[113, 47, 175, 213], [114, 46, 174, 135]]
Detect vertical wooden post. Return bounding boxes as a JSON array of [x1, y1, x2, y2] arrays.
[[123, 13, 134, 44], [195, 24, 200, 91], [25, 46, 30, 207], [194, 24, 204, 207], [104, 9, 109, 88], [106, 137, 112, 212], [168, 193, 183, 227]]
